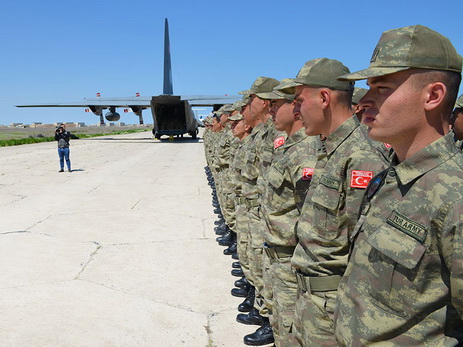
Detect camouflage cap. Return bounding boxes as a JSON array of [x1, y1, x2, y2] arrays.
[[257, 78, 296, 101], [238, 77, 280, 95], [203, 116, 212, 125], [352, 87, 368, 105], [455, 94, 463, 109], [282, 58, 354, 91], [228, 113, 244, 121], [338, 25, 462, 81], [221, 104, 235, 113], [239, 95, 250, 108], [213, 105, 226, 115], [231, 100, 242, 111]]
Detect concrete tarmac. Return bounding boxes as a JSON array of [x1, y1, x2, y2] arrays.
[[0, 131, 267, 346]]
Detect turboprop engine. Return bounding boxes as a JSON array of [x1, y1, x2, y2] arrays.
[[105, 107, 120, 121]]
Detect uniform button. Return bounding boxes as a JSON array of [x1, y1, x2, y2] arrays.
[[388, 168, 396, 177]]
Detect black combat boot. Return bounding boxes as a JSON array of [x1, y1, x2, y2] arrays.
[[232, 261, 241, 269], [236, 307, 264, 326], [231, 281, 250, 297], [238, 285, 255, 312], [214, 223, 227, 235], [234, 276, 248, 287], [217, 232, 233, 246], [243, 317, 274, 346], [231, 268, 244, 277], [223, 242, 237, 255]]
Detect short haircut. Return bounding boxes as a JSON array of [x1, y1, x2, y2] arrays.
[[412, 69, 462, 117]]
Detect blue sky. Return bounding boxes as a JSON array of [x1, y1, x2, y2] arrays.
[[1, 0, 463, 125]]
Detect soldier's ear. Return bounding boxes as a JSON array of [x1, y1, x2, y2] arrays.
[[423, 82, 446, 112]]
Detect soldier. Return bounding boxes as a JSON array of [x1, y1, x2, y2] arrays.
[[451, 94, 463, 147], [258, 79, 319, 346], [334, 25, 463, 345], [351, 87, 368, 121], [288, 58, 389, 346], [236, 77, 280, 346]]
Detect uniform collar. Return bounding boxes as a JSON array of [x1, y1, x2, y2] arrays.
[[393, 133, 458, 185], [284, 128, 307, 147], [324, 115, 359, 155]]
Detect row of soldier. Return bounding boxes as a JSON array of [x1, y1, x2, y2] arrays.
[[203, 24, 463, 346]]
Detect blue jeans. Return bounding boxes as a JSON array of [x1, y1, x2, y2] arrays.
[[58, 147, 71, 170]]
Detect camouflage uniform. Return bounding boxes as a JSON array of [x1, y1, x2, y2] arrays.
[[261, 129, 319, 346], [240, 121, 268, 312], [215, 124, 237, 227], [333, 24, 463, 346], [335, 134, 463, 345], [291, 116, 389, 346], [231, 134, 253, 281]]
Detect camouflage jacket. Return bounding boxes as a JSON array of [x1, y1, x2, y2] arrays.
[[261, 129, 319, 247], [231, 135, 253, 199], [240, 122, 266, 200], [216, 125, 234, 170], [335, 133, 463, 346], [291, 115, 389, 277]]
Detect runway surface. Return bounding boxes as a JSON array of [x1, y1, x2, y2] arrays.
[[0, 131, 261, 346]]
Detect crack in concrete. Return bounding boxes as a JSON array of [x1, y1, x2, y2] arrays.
[[0, 230, 30, 235], [88, 185, 101, 193], [75, 241, 102, 280], [131, 198, 142, 210], [26, 215, 52, 231], [204, 315, 216, 347]]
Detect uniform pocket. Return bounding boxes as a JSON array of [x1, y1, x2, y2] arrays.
[[310, 183, 342, 239], [365, 223, 426, 315]]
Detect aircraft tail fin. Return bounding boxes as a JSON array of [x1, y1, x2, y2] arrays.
[[163, 18, 173, 95]]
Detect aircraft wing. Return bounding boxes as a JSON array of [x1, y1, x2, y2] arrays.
[[16, 97, 152, 108], [181, 95, 241, 106], [16, 95, 240, 108]]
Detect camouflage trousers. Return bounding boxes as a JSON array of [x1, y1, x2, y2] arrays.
[[293, 288, 337, 346], [246, 205, 271, 317], [267, 257, 298, 347], [235, 204, 252, 286]]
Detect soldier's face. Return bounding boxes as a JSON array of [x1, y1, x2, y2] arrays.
[[295, 85, 325, 136], [274, 101, 294, 133], [270, 99, 286, 122], [250, 95, 266, 118], [232, 120, 246, 138], [220, 113, 229, 126], [362, 70, 423, 144], [242, 103, 255, 127]]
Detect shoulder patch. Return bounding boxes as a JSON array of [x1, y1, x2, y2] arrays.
[[302, 168, 314, 181], [274, 136, 285, 149], [386, 211, 427, 243], [350, 170, 374, 189]]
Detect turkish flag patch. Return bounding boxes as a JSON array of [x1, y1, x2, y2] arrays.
[[274, 136, 285, 149], [350, 170, 374, 189], [384, 143, 392, 149], [302, 168, 314, 181]]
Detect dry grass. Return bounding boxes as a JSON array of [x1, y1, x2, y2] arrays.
[[0, 125, 152, 141]]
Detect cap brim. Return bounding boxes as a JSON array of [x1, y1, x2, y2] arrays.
[[255, 91, 285, 100], [238, 89, 251, 95], [338, 66, 410, 81], [278, 80, 302, 94]]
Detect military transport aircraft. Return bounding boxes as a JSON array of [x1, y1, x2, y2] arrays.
[[16, 18, 239, 139]]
